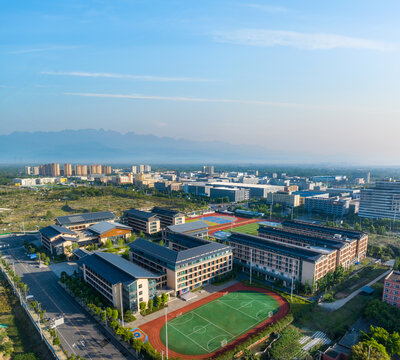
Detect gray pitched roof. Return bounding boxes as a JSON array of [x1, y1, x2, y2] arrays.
[[39, 225, 76, 239], [151, 207, 184, 217], [56, 211, 115, 226], [167, 221, 208, 234], [229, 232, 324, 263], [130, 237, 231, 267], [124, 209, 159, 221], [87, 221, 131, 235], [78, 251, 158, 285]]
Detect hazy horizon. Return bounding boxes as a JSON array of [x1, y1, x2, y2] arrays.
[[2, 1, 400, 164]]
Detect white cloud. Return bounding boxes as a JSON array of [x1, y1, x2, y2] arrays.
[[41, 71, 214, 83], [8, 46, 81, 54], [213, 29, 396, 51], [64, 91, 387, 114]]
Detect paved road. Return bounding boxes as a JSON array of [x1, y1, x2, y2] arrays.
[[2, 242, 134, 360], [319, 269, 391, 311]]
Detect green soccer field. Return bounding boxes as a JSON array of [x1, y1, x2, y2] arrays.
[[226, 222, 260, 235], [160, 290, 280, 356]]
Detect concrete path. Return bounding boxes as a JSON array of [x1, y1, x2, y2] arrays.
[[319, 269, 391, 311]]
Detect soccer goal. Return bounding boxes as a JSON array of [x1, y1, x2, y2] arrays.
[[221, 339, 228, 347], [268, 311, 273, 318]]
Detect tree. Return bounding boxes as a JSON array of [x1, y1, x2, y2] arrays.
[[161, 293, 168, 303], [112, 309, 119, 320], [387, 332, 400, 356], [106, 307, 113, 318], [148, 299, 153, 310], [350, 340, 389, 360], [105, 239, 113, 249], [377, 226, 386, 235], [117, 238, 125, 248], [369, 225, 376, 234], [139, 302, 146, 311]]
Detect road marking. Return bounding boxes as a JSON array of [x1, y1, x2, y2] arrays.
[[7, 248, 101, 360]]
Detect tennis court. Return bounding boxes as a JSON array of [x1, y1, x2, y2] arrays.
[[159, 290, 280, 356]]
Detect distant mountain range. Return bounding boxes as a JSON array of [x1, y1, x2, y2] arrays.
[[0, 129, 290, 163]]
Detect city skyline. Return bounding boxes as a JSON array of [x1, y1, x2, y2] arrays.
[[2, 1, 400, 163]]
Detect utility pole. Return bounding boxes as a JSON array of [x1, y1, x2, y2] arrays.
[[165, 307, 168, 359]]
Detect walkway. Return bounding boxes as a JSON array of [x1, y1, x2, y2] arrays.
[[132, 278, 240, 328], [319, 269, 391, 311]]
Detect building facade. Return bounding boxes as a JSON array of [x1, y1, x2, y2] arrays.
[[359, 179, 400, 220], [79, 252, 159, 313], [122, 209, 161, 234], [383, 270, 400, 308], [151, 207, 185, 228], [129, 233, 232, 295]]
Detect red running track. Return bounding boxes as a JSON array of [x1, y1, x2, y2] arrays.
[[140, 282, 290, 359]]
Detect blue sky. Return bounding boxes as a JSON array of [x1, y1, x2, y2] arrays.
[[1, 0, 400, 163]]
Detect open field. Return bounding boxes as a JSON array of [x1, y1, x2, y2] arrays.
[[0, 186, 204, 232], [0, 275, 52, 359]]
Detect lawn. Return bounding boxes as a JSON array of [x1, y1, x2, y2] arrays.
[[225, 222, 260, 235], [159, 290, 280, 356]]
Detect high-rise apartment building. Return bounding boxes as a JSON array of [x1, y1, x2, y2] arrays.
[[102, 165, 111, 174], [63, 163, 72, 177], [24, 166, 31, 175], [144, 165, 151, 173], [138, 164, 145, 173], [39, 163, 60, 177], [89, 164, 102, 175], [32, 166, 39, 175], [359, 179, 400, 220], [131, 166, 137, 174], [202, 165, 214, 175]]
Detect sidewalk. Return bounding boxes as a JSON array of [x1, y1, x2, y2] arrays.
[[319, 269, 391, 311], [132, 278, 239, 327]]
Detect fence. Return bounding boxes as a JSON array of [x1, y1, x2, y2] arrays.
[[0, 263, 65, 360]]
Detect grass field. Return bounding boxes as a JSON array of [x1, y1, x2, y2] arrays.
[[159, 290, 280, 356], [226, 222, 260, 235]]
